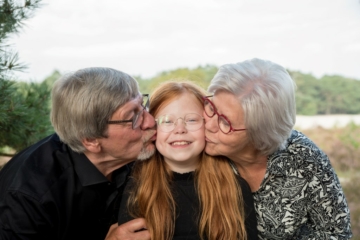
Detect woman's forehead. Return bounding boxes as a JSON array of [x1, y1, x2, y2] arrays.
[[213, 92, 244, 119]]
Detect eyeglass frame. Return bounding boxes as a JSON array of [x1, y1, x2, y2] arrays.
[[203, 96, 246, 134], [107, 94, 149, 129], [155, 113, 204, 133]]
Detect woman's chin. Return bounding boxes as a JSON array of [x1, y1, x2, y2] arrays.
[[204, 144, 217, 156]]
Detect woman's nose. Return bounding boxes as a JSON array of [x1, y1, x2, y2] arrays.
[[203, 112, 218, 133]]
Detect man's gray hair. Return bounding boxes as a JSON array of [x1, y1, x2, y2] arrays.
[[208, 58, 296, 155], [51, 67, 140, 153]]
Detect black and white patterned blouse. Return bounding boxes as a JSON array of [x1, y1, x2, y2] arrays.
[[253, 130, 352, 240]]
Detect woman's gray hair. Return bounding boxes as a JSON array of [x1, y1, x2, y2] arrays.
[[51, 67, 140, 153], [208, 58, 296, 156]]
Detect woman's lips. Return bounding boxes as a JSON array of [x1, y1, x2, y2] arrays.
[[149, 132, 157, 141], [205, 136, 213, 143]]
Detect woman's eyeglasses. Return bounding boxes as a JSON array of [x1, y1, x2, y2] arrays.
[[203, 96, 246, 134]]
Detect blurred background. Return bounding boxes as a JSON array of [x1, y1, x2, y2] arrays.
[[1, 0, 359, 237], [8, 0, 360, 82]]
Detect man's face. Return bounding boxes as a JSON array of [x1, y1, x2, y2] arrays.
[[97, 96, 156, 163]]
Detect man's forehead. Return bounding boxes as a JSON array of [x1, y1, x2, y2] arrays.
[[116, 95, 142, 111]]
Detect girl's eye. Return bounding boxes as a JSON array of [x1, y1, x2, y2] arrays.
[[164, 120, 174, 124], [186, 118, 200, 124]]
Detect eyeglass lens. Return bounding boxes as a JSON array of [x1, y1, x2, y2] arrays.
[[132, 94, 150, 129], [156, 113, 203, 132], [204, 98, 233, 133], [132, 110, 142, 129], [142, 94, 149, 111]]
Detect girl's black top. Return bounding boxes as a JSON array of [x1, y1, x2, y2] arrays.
[[118, 171, 259, 240]]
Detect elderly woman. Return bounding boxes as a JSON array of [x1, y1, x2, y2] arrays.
[[203, 58, 352, 239]]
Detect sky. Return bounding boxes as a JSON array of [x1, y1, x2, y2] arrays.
[[9, 0, 360, 82]]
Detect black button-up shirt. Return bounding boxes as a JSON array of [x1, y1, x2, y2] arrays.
[[0, 134, 131, 240]]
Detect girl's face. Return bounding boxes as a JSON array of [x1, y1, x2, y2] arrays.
[[155, 93, 205, 173]]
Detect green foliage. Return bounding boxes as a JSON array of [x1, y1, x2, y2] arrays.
[[0, 0, 41, 37], [289, 71, 360, 115], [1, 0, 42, 72], [0, 70, 61, 154], [0, 0, 44, 155], [42, 69, 61, 88], [0, 78, 15, 124], [137, 65, 218, 94], [316, 75, 360, 114], [136, 76, 153, 95], [289, 71, 320, 115], [140, 68, 360, 116], [0, 79, 53, 152]]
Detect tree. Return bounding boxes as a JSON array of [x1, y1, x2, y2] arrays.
[[138, 65, 218, 94], [0, 0, 45, 156], [289, 70, 360, 115], [289, 70, 320, 115]]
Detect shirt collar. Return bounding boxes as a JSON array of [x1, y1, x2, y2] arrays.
[[69, 150, 109, 186], [69, 149, 132, 188]]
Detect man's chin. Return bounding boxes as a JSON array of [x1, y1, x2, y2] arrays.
[[137, 144, 156, 161]]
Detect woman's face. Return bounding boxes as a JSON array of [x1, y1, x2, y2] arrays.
[[203, 91, 250, 161], [155, 93, 205, 173]]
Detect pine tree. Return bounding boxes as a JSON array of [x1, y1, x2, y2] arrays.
[[0, 0, 53, 157]]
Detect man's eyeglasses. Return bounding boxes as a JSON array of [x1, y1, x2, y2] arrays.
[[156, 113, 204, 133], [203, 96, 246, 134], [107, 94, 149, 129]]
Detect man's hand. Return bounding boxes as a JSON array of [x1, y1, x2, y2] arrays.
[[105, 218, 150, 240]]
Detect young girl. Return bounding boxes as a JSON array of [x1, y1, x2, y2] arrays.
[[118, 81, 258, 240]]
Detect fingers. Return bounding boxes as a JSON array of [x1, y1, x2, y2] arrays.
[[124, 218, 148, 233], [105, 218, 150, 240]]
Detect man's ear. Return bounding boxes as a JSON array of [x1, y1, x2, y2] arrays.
[[82, 138, 101, 153]]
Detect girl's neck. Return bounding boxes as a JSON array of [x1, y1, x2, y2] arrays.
[[165, 157, 200, 174]]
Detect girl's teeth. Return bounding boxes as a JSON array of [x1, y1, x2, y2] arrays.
[[172, 141, 189, 146]]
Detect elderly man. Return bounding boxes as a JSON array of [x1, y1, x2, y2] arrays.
[[0, 68, 155, 239]]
